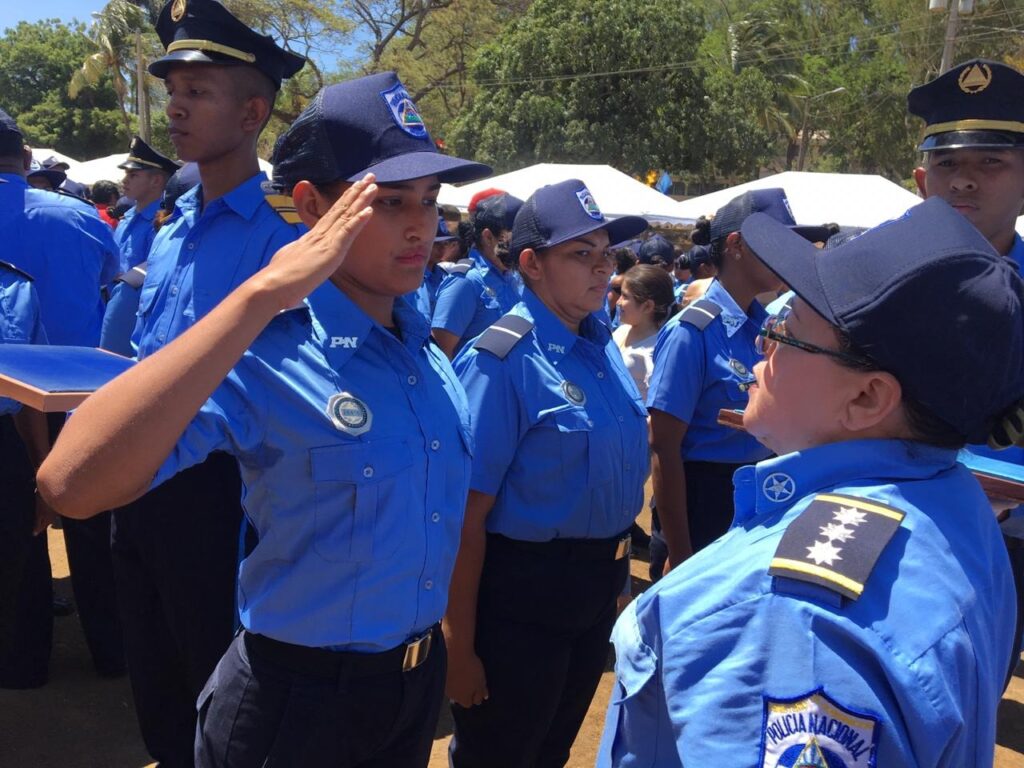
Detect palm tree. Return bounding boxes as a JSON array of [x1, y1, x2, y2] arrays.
[[69, 0, 151, 141]]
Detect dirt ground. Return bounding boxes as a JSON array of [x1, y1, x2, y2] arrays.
[[1, 515, 1022, 768]]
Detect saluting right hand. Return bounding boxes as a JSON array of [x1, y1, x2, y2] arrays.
[[446, 648, 490, 709], [259, 174, 377, 311]]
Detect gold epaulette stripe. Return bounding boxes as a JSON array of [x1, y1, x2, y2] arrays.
[[814, 494, 904, 521], [769, 557, 865, 596], [265, 194, 300, 224]]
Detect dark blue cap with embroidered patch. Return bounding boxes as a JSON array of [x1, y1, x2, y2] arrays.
[[435, 217, 455, 242], [161, 162, 200, 212], [27, 159, 65, 188], [118, 136, 181, 175], [272, 72, 491, 187], [908, 59, 1024, 151], [639, 234, 674, 266], [510, 178, 648, 260], [710, 187, 832, 244], [741, 197, 1024, 442], [149, 0, 305, 89], [473, 192, 523, 235], [0, 108, 21, 138]]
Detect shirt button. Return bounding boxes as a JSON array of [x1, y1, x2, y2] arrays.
[[618, 415, 624, 422], [362, 466, 374, 478], [431, 512, 440, 523], [430, 439, 440, 451], [170, 285, 178, 296], [597, 371, 605, 379], [187, 242, 196, 250], [587, 419, 594, 427], [157, 333, 165, 343], [407, 375, 418, 386], [424, 580, 434, 590]]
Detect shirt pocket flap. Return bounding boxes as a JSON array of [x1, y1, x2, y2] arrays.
[[548, 406, 593, 433], [610, 604, 659, 704], [310, 438, 414, 484]]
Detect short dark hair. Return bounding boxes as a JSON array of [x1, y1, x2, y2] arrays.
[[91, 180, 120, 205], [0, 133, 23, 159]]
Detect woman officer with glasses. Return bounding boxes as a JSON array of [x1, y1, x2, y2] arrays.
[[645, 188, 830, 579]]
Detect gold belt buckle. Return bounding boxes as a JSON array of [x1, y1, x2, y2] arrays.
[[614, 535, 631, 561], [402, 629, 433, 672]]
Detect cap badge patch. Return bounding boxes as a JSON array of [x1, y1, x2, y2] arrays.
[[170, 0, 187, 22], [561, 380, 587, 406], [326, 392, 373, 436], [958, 62, 992, 95], [759, 689, 879, 768], [575, 187, 603, 221], [380, 82, 428, 139]]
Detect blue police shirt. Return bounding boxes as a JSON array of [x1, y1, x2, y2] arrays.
[[454, 287, 649, 541], [114, 199, 161, 272], [0, 174, 119, 346], [100, 280, 141, 357], [152, 285, 471, 651], [407, 263, 446, 321], [131, 173, 305, 358], [0, 264, 47, 415], [1008, 232, 1024, 272], [647, 278, 771, 463], [599, 439, 1015, 767], [431, 247, 520, 353]]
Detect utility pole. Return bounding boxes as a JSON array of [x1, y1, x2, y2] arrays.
[[939, 0, 961, 74]]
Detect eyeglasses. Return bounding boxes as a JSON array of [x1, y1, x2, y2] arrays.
[[756, 306, 871, 367]]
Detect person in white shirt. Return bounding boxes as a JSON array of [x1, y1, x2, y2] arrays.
[[613, 264, 677, 400]]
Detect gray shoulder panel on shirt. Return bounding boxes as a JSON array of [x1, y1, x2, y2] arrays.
[[678, 299, 722, 331], [473, 314, 535, 359]]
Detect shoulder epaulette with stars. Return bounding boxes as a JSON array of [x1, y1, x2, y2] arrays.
[[264, 193, 301, 225], [769, 493, 906, 602], [472, 314, 534, 360], [678, 298, 722, 331]]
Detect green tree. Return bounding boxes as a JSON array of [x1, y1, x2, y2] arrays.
[[0, 19, 126, 158], [449, 0, 708, 175]]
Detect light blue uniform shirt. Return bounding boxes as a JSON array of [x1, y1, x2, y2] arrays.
[[431, 247, 521, 354], [131, 173, 305, 358], [0, 263, 47, 415], [100, 280, 141, 357], [407, 263, 446, 322], [647, 279, 771, 463], [0, 173, 119, 346], [599, 439, 1015, 767], [114, 199, 160, 272], [454, 287, 649, 541], [152, 285, 472, 651]]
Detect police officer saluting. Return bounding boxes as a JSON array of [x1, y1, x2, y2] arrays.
[[115, 135, 181, 271], [106, 1, 305, 765], [600, 198, 1023, 767]]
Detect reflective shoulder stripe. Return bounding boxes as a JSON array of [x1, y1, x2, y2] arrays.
[[115, 262, 148, 289]]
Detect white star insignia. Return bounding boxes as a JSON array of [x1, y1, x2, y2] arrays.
[[819, 522, 855, 543], [832, 506, 867, 527], [806, 539, 842, 566]]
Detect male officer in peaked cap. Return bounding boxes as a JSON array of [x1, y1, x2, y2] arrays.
[[115, 136, 181, 272], [909, 59, 1024, 268], [108, 2, 306, 766]]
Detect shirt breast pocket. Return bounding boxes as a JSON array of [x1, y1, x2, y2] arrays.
[[309, 438, 414, 563], [135, 280, 158, 320], [549, 407, 604, 487]]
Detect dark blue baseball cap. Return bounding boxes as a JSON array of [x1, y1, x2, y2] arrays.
[[161, 162, 201, 212], [908, 59, 1024, 151], [710, 188, 832, 244], [638, 234, 674, 265], [511, 179, 648, 260], [149, 0, 305, 89], [474, 192, 523, 235], [435, 217, 456, 242], [272, 72, 491, 188], [0, 108, 21, 138], [741, 197, 1024, 442]]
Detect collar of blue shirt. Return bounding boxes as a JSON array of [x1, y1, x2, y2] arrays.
[[0, 172, 28, 189], [1008, 232, 1024, 272], [517, 285, 611, 364], [705, 278, 767, 338], [732, 438, 959, 523], [175, 171, 269, 223]]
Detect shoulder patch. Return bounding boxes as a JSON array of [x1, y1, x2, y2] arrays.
[[678, 298, 722, 330], [473, 314, 534, 359], [439, 261, 472, 276], [769, 493, 905, 601], [264, 193, 301, 225], [760, 688, 879, 768], [0, 260, 33, 281], [115, 263, 148, 290]]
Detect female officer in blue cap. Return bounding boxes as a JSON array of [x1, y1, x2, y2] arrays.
[[600, 197, 1024, 767], [646, 188, 830, 580], [444, 179, 649, 768], [38, 71, 490, 767]]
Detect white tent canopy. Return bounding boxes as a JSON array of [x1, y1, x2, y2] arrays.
[[32, 152, 274, 187], [438, 163, 688, 225], [673, 171, 922, 229]]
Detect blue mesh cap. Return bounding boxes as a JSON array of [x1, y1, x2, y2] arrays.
[[435, 217, 456, 242], [0, 108, 20, 137], [710, 188, 832, 245], [473, 193, 523, 235], [638, 234, 675, 265], [511, 179, 648, 260], [272, 73, 491, 188], [149, 0, 305, 89], [741, 197, 1024, 442]]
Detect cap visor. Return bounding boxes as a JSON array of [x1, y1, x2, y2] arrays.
[[791, 224, 833, 244], [741, 212, 837, 323], [117, 160, 146, 171], [918, 130, 1024, 152], [28, 170, 66, 187], [548, 215, 649, 252], [347, 152, 492, 185], [434, 235, 456, 242], [148, 49, 220, 78]]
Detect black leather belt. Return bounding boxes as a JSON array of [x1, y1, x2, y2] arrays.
[[244, 624, 437, 679], [487, 530, 632, 562]]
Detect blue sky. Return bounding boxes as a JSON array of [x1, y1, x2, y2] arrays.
[[0, 2, 105, 32]]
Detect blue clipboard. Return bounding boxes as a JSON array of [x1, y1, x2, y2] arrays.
[[0, 344, 134, 412]]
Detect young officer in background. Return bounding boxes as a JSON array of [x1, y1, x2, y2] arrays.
[[115, 136, 181, 271]]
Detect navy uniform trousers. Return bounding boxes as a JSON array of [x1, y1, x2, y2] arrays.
[[649, 460, 747, 582], [111, 451, 243, 768], [450, 532, 628, 768]]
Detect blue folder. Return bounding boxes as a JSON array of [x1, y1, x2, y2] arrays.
[[0, 344, 133, 411]]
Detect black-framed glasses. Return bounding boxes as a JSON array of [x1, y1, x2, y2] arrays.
[[756, 306, 871, 367]]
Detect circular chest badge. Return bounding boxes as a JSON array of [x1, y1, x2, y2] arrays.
[[729, 358, 749, 378], [561, 380, 587, 406], [326, 392, 373, 436]]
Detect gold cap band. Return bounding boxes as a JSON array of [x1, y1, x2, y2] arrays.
[[166, 39, 256, 64], [125, 156, 166, 170], [923, 118, 1024, 138]]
